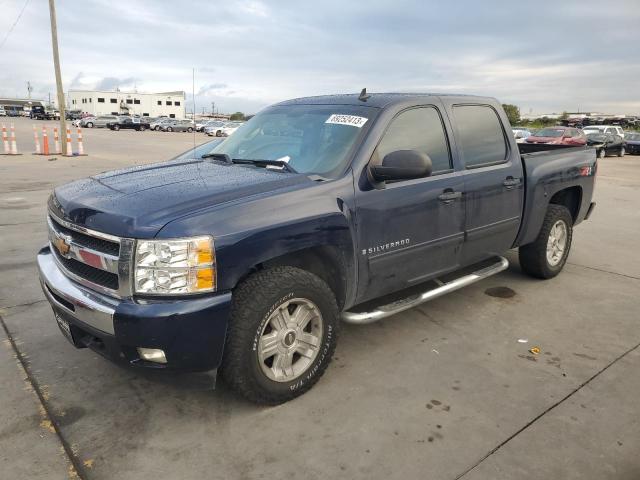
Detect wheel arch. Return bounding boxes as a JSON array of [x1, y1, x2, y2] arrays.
[[239, 245, 351, 310], [549, 186, 582, 223]]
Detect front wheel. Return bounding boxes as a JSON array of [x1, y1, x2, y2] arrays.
[[618, 146, 625, 157], [113, 125, 120, 131], [86, 122, 94, 128], [598, 148, 606, 159], [187, 127, 193, 133], [221, 266, 339, 405], [166, 127, 173, 132], [519, 204, 573, 279]]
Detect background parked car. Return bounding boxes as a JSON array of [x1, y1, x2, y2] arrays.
[[623, 132, 640, 155], [586, 133, 626, 158], [218, 122, 243, 136], [525, 126, 586, 146], [161, 120, 194, 132], [195, 119, 215, 131], [203, 121, 228, 136], [107, 117, 150, 131], [512, 128, 532, 143], [150, 118, 174, 131], [83, 115, 120, 128], [0, 106, 6, 116], [583, 125, 625, 138]]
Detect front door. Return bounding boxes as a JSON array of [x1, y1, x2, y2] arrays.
[[355, 105, 465, 302]]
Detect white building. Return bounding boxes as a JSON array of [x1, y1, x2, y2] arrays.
[[68, 90, 186, 119]]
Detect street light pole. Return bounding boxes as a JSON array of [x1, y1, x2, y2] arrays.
[[48, 0, 67, 155]]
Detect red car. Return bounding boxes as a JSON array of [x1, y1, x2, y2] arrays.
[[526, 127, 586, 146]]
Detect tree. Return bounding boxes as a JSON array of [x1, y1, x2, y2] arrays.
[[229, 111, 245, 121], [502, 104, 521, 126]]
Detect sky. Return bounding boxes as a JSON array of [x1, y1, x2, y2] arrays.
[[1, 0, 639, 115]]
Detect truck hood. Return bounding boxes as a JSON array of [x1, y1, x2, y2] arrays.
[[50, 159, 312, 238]]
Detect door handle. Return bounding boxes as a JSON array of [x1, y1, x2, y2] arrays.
[[503, 177, 521, 189], [438, 190, 462, 203]]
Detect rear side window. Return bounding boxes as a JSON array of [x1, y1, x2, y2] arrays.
[[452, 105, 507, 168], [377, 107, 452, 173]]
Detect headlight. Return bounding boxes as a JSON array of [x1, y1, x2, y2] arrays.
[[134, 236, 216, 295]]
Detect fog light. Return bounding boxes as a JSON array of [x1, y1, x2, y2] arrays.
[[137, 347, 167, 364]]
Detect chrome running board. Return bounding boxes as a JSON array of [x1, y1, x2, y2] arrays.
[[341, 256, 509, 324]]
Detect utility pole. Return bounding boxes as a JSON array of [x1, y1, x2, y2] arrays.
[[48, 0, 67, 154], [27, 81, 33, 99]]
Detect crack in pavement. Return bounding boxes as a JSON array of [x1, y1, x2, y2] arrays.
[[567, 262, 640, 281], [454, 340, 640, 480], [0, 313, 87, 480], [1, 298, 47, 310]]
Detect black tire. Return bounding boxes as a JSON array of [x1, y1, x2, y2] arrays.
[[519, 204, 573, 279], [618, 146, 625, 157], [154, 126, 161, 131], [86, 122, 94, 128], [216, 130, 222, 137], [167, 127, 173, 132], [221, 266, 339, 405], [113, 124, 120, 131], [187, 127, 193, 133], [598, 148, 606, 159]]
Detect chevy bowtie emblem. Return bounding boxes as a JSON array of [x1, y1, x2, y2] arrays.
[[53, 234, 72, 257]]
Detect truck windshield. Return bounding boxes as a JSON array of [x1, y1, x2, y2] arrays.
[[208, 104, 376, 178]]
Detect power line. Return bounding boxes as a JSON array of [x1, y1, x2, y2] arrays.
[[0, 0, 31, 51]]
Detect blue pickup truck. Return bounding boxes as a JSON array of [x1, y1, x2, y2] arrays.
[[38, 92, 596, 404]]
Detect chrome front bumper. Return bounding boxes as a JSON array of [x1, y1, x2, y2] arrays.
[[37, 246, 118, 335]]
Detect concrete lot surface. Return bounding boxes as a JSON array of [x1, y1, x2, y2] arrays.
[[1, 117, 639, 479]]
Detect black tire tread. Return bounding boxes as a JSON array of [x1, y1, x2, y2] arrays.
[[221, 266, 339, 405], [519, 204, 573, 279]]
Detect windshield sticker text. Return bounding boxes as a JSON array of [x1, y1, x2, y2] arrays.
[[326, 114, 368, 128]]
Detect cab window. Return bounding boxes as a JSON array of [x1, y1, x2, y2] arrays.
[[375, 107, 452, 174], [452, 105, 508, 168]]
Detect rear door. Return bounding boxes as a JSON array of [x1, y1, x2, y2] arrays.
[[447, 103, 524, 265]]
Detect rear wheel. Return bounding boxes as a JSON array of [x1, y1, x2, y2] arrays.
[[187, 127, 193, 133], [113, 124, 120, 131], [166, 127, 173, 132], [221, 266, 339, 405], [598, 148, 606, 159], [519, 204, 573, 279], [154, 126, 161, 131], [618, 146, 625, 157], [86, 122, 94, 128], [216, 130, 222, 137]]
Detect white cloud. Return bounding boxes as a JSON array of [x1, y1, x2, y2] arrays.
[[0, 0, 638, 114]]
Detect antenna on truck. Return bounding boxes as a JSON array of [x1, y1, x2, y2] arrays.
[[358, 88, 371, 102]]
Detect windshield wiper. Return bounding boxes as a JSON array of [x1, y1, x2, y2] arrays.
[[231, 158, 298, 173], [201, 152, 232, 164]]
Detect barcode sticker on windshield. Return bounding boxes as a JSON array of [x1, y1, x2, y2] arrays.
[[325, 114, 368, 128]]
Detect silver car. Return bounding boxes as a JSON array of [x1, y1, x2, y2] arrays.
[[204, 121, 229, 137], [83, 115, 120, 128], [161, 120, 194, 133], [150, 118, 173, 131]]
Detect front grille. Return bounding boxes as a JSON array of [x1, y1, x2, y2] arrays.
[[49, 216, 120, 256], [55, 251, 119, 290]]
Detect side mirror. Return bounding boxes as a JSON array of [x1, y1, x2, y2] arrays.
[[370, 150, 432, 182]]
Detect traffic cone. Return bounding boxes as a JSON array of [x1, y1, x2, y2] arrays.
[[33, 125, 41, 154], [53, 127, 61, 154], [42, 126, 50, 156], [76, 128, 85, 155], [9, 124, 19, 155], [65, 128, 73, 156], [1, 124, 8, 154]]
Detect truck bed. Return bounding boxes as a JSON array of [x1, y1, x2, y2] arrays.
[[515, 143, 597, 248]]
